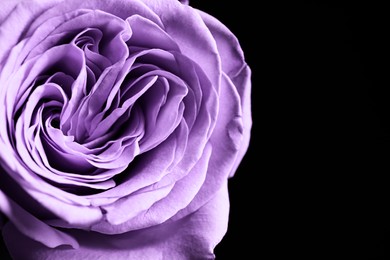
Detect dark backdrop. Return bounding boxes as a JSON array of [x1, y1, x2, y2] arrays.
[[191, 1, 388, 259]]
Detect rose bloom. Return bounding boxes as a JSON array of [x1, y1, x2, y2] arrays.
[[0, 0, 251, 259]]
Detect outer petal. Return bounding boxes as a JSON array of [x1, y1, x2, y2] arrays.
[[227, 66, 252, 176], [199, 10, 252, 176], [171, 69, 246, 222], [197, 10, 246, 80], [0, 0, 21, 24], [0, 0, 63, 63], [140, 0, 221, 89], [3, 182, 229, 260], [91, 143, 212, 233], [0, 190, 79, 249]]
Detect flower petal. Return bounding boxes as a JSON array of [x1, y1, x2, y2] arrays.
[[3, 181, 229, 260], [227, 66, 252, 176], [140, 0, 221, 89], [199, 10, 252, 176], [0, 0, 21, 24], [92, 143, 211, 233], [0, 0, 62, 63], [198, 10, 247, 80], [171, 69, 249, 220], [0, 189, 79, 249]]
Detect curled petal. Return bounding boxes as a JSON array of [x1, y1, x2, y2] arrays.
[[172, 67, 248, 220], [0, 189, 79, 249], [140, 0, 221, 88], [198, 10, 247, 79], [3, 182, 229, 260], [87, 122, 189, 206], [0, 0, 251, 258], [199, 10, 252, 176], [92, 143, 211, 233], [227, 67, 252, 176], [0, 0, 63, 63], [126, 15, 180, 51]]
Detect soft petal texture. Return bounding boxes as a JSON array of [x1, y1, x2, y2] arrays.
[[199, 10, 252, 176], [91, 143, 212, 233], [3, 182, 229, 260], [0, 0, 63, 63], [0, 0, 251, 258], [140, 0, 221, 88], [171, 67, 247, 221], [0, 0, 21, 23], [227, 66, 252, 176], [0, 190, 78, 249]]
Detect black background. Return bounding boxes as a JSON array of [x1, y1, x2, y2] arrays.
[[191, 1, 388, 259], [1, 1, 389, 259]]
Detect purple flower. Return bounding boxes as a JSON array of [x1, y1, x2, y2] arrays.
[[0, 0, 251, 259]]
